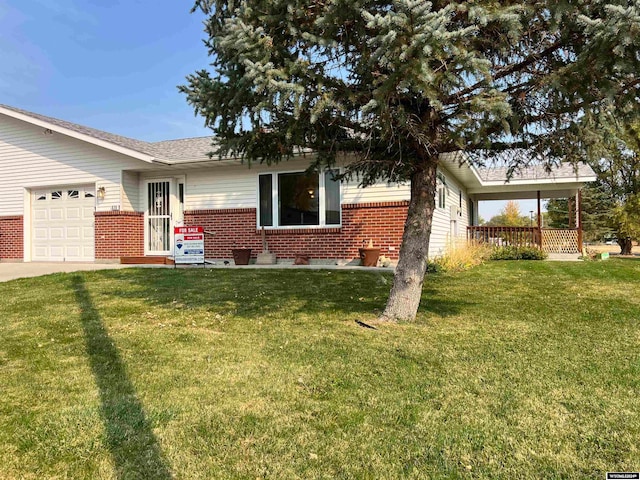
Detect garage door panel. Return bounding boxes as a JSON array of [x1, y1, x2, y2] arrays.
[[31, 185, 95, 262], [66, 227, 81, 239], [66, 207, 81, 220], [33, 209, 48, 221], [33, 228, 49, 240], [82, 207, 95, 219], [49, 208, 64, 221], [50, 227, 65, 239], [66, 246, 81, 259]]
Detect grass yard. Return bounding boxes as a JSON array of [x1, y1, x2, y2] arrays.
[[1, 259, 639, 479]]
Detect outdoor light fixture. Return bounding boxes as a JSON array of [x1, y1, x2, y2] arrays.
[[97, 186, 106, 200]]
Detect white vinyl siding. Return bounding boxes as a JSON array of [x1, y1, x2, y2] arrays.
[[341, 179, 410, 204], [121, 170, 140, 211], [429, 166, 469, 258], [183, 167, 257, 210], [0, 114, 148, 215]]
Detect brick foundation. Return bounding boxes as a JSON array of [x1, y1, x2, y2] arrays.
[[0, 216, 24, 260], [184, 201, 408, 260], [95, 211, 144, 259]]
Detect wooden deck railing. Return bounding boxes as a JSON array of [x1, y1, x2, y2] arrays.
[[466, 226, 582, 253], [467, 226, 540, 248]]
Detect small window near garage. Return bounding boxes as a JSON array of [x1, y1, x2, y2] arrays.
[[84, 191, 95, 198], [51, 191, 62, 200], [68, 190, 79, 199], [36, 194, 47, 201]]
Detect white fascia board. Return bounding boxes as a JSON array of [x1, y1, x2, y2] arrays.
[[161, 150, 315, 167], [0, 107, 157, 164], [478, 175, 598, 187], [467, 180, 596, 196]]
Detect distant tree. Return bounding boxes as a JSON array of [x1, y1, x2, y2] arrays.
[[546, 198, 570, 229], [547, 185, 614, 242], [486, 201, 530, 227], [612, 193, 640, 254], [596, 123, 640, 254], [182, 0, 640, 321], [555, 121, 640, 253]]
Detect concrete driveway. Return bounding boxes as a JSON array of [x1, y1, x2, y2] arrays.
[[0, 262, 133, 282]]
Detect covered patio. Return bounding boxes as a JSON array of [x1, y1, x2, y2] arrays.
[[467, 189, 584, 254], [441, 158, 597, 255]]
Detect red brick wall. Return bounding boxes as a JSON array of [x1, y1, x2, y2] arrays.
[[184, 201, 408, 260], [0, 216, 24, 260], [95, 211, 144, 259]]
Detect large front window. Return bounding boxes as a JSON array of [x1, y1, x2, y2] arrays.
[[258, 170, 341, 227]]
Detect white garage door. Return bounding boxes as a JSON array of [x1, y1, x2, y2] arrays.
[[32, 186, 96, 262]]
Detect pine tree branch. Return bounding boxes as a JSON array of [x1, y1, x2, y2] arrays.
[[441, 40, 565, 106]]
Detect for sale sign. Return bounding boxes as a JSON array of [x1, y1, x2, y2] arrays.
[[174, 226, 205, 264]]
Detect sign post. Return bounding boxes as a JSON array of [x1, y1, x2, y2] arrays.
[[174, 226, 205, 267]]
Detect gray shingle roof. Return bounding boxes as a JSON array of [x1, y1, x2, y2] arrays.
[[477, 163, 596, 182], [150, 137, 218, 163]]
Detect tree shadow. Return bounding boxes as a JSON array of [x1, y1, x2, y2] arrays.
[[96, 268, 471, 320], [71, 275, 173, 479]]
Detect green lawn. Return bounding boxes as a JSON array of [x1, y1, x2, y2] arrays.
[[1, 260, 639, 479]]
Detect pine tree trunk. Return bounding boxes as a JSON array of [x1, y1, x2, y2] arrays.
[[618, 237, 633, 255], [381, 161, 438, 322]]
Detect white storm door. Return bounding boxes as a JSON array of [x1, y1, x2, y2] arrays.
[[145, 180, 173, 255]]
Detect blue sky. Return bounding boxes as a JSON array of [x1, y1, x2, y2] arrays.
[[0, 0, 211, 141], [0, 0, 535, 218]]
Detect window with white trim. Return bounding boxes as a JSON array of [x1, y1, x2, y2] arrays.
[[258, 170, 341, 227]]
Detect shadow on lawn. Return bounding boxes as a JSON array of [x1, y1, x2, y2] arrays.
[[99, 268, 470, 319], [71, 276, 173, 479]]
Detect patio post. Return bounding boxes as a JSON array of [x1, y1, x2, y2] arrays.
[[537, 190, 542, 249], [577, 189, 583, 252]]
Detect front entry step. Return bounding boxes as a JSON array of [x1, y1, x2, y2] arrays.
[[120, 256, 174, 265]]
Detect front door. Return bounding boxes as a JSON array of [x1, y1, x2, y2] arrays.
[[145, 180, 173, 255]]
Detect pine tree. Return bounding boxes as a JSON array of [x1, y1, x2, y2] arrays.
[[547, 185, 614, 241], [181, 0, 640, 321]]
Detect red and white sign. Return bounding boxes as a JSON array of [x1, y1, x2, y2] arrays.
[[174, 226, 205, 264]]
